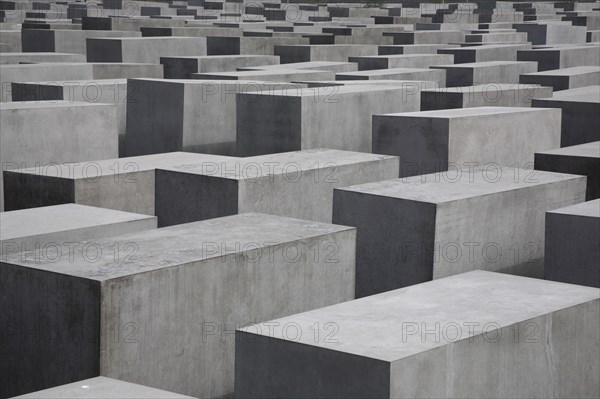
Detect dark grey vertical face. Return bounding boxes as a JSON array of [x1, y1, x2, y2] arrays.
[[154, 169, 239, 227], [124, 79, 185, 157], [535, 153, 600, 201], [234, 332, 391, 398], [544, 213, 600, 288], [274, 46, 311, 64], [332, 190, 437, 298], [0, 264, 101, 398], [86, 38, 123, 63], [161, 58, 199, 79], [421, 91, 464, 110], [207, 37, 241, 55], [21, 29, 55, 52], [2, 171, 75, 211], [11, 83, 64, 102], [236, 94, 302, 157]]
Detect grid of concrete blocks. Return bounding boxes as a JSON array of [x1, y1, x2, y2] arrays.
[[0, 0, 599, 398]]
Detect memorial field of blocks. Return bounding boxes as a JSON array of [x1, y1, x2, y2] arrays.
[[0, 0, 599, 398]]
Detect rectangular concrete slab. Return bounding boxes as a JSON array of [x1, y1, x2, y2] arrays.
[[0, 204, 156, 254], [372, 106, 561, 177], [520, 66, 600, 91], [236, 271, 600, 398], [86, 37, 207, 63], [332, 166, 586, 297], [160, 54, 280, 78], [0, 213, 356, 398], [431, 61, 538, 87], [335, 68, 446, 85], [545, 199, 600, 288]]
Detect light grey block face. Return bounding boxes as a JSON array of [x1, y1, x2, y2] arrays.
[[161, 55, 280, 78], [333, 167, 586, 297], [154, 149, 399, 226], [372, 107, 561, 177], [236, 84, 423, 156], [1, 213, 356, 398], [421, 84, 554, 110], [545, 199, 600, 288], [520, 66, 600, 91], [432, 61, 538, 87], [335, 68, 446, 85], [438, 43, 532, 63], [12, 377, 194, 399], [350, 53, 454, 71], [21, 29, 142, 54], [0, 204, 157, 254], [3, 152, 234, 215], [274, 44, 378, 63], [517, 45, 600, 71], [236, 271, 600, 399], [86, 37, 207, 63]]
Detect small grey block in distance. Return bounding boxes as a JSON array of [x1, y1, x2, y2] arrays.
[[545, 199, 600, 288], [12, 376, 195, 399], [520, 66, 600, 91], [235, 271, 600, 398], [332, 167, 586, 297]]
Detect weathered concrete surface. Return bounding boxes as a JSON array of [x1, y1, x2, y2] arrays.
[[335, 68, 445, 85], [191, 68, 334, 81], [160, 54, 280, 78], [333, 167, 586, 297], [236, 84, 423, 156], [155, 148, 399, 226], [514, 22, 588, 45], [431, 61, 538, 87], [0, 204, 156, 254], [0, 52, 85, 64], [1, 101, 118, 212], [274, 44, 378, 63], [349, 53, 453, 70], [238, 60, 358, 73], [3, 152, 234, 215], [545, 199, 600, 288], [532, 85, 600, 147], [12, 377, 194, 398], [517, 45, 600, 71], [383, 30, 465, 44], [520, 66, 600, 91], [125, 79, 304, 157], [535, 141, 600, 200], [0, 213, 356, 398], [236, 271, 600, 398], [86, 37, 207, 63], [372, 107, 561, 177], [421, 83, 554, 109], [21, 29, 141, 54], [438, 43, 532, 63]]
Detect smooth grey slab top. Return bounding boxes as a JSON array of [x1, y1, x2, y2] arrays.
[[9, 152, 235, 179], [14, 79, 127, 86], [162, 148, 397, 180], [423, 83, 549, 93], [536, 141, 599, 158], [192, 69, 329, 77], [336, 68, 439, 76], [431, 60, 537, 68], [548, 199, 600, 218], [0, 100, 110, 110], [335, 167, 584, 204], [543, 85, 600, 103], [13, 376, 195, 398], [239, 83, 412, 97], [376, 106, 552, 119], [0, 204, 155, 241], [242, 61, 356, 70], [521, 66, 600, 77], [1, 213, 354, 281], [240, 271, 600, 362]]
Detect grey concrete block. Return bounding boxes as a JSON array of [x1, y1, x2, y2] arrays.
[[154, 148, 399, 226], [0, 213, 356, 398], [274, 44, 378, 63], [517, 45, 600, 71], [545, 199, 600, 288], [532, 85, 600, 147], [21, 29, 141, 54], [349, 53, 454, 71], [535, 141, 600, 200], [238, 60, 358, 73], [2, 152, 233, 215], [236, 270, 600, 399], [86, 37, 207, 63], [431, 60, 538, 87], [12, 376, 194, 398], [378, 44, 452, 55], [383, 30, 465, 44], [160, 54, 280, 78], [421, 83, 554, 110], [520, 66, 600, 91], [373, 107, 561, 177], [0, 204, 156, 254], [236, 84, 423, 156], [190, 68, 334, 81], [335, 68, 445, 85], [438, 43, 532, 63], [332, 167, 586, 297], [0, 51, 85, 64], [1, 101, 118, 212], [514, 23, 588, 45], [125, 79, 303, 157]]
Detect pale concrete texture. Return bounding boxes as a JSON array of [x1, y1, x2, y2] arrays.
[[160, 54, 280, 78], [333, 167, 586, 297], [514, 22, 588, 45], [274, 44, 378, 63], [12, 377, 194, 399], [517, 45, 600, 71], [21, 29, 141, 54], [545, 199, 600, 288], [431, 61, 538, 87], [336, 68, 446, 85], [372, 107, 561, 177], [535, 141, 600, 200], [1, 213, 356, 398], [3, 152, 234, 215], [236, 84, 423, 156], [438, 43, 532, 63], [154, 148, 399, 226], [0, 52, 85, 64], [0, 101, 118, 212], [239, 61, 358, 73], [86, 37, 207, 63], [191, 68, 334, 81], [532, 85, 600, 147], [349, 53, 454, 70], [520, 66, 600, 91], [236, 271, 600, 398], [421, 83, 554, 110], [0, 204, 156, 254]]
